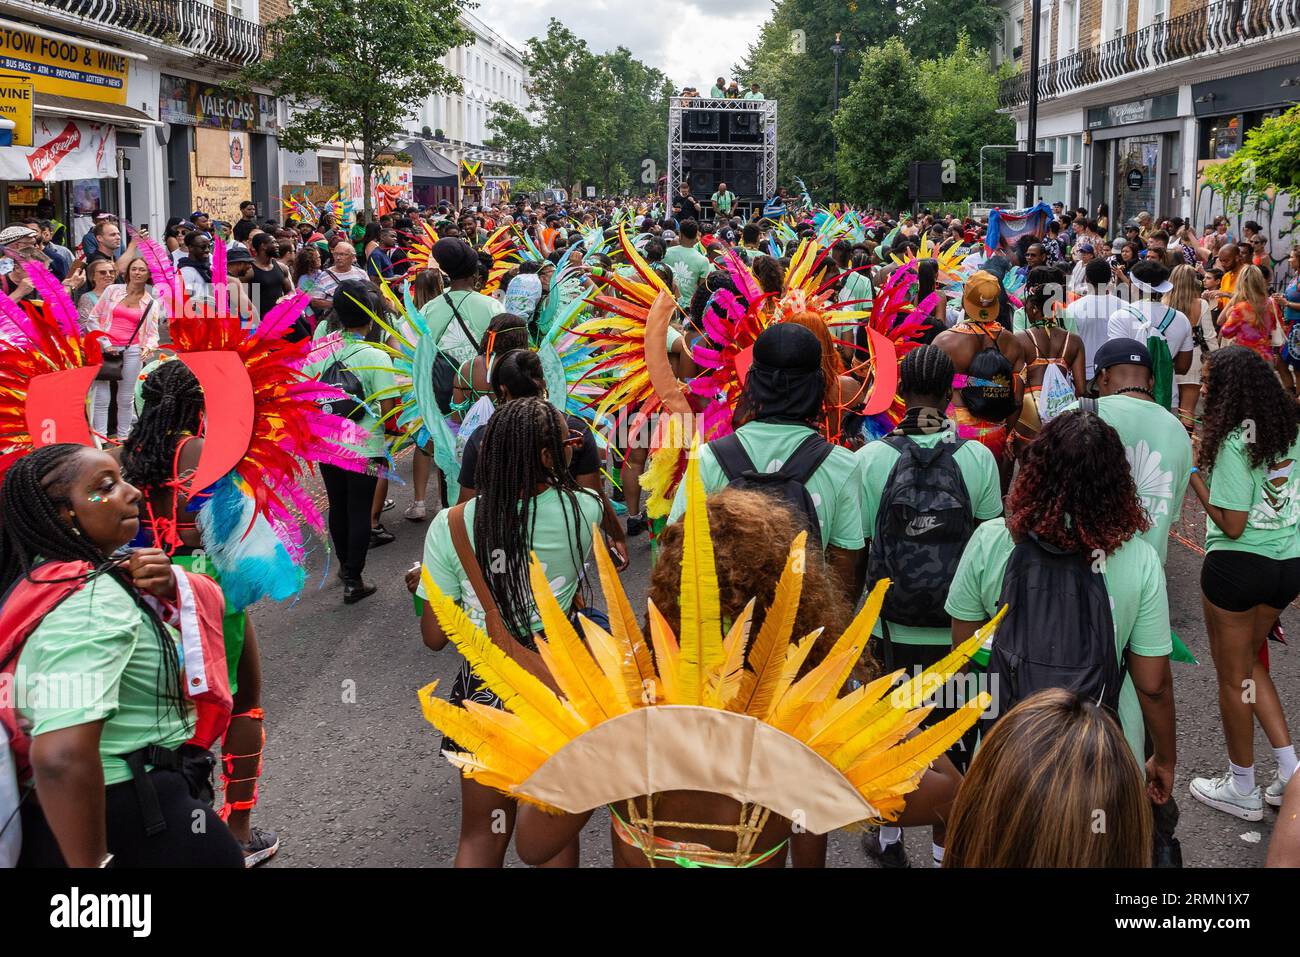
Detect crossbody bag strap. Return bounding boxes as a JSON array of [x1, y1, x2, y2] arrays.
[[443, 292, 480, 350], [447, 502, 512, 648], [118, 298, 154, 349]]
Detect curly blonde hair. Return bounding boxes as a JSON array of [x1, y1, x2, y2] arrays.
[[647, 488, 869, 680]]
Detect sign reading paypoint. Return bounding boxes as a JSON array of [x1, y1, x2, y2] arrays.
[[0, 27, 128, 105]]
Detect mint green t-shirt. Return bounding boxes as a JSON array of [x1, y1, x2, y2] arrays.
[[16, 576, 195, 786], [424, 290, 504, 370], [944, 518, 1172, 761], [306, 333, 397, 459], [667, 422, 866, 551], [858, 429, 1003, 645], [663, 245, 711, 310], [417, 488, 604, 636], [1205, 428, 1300, 560], [1064, 394, 1192, 565]]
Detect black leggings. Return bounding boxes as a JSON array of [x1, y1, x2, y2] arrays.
[[18, 768, 244, 867], [1201, 550, 1300, 613], [321, 462, 380, 580]]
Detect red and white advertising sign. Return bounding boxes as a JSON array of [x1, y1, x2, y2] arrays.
[[0, 117, 116, 182]]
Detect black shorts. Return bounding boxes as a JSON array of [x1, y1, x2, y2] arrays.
[[1201, 550, 1300, 613]]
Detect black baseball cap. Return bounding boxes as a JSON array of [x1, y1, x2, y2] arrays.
[[1088, 337, 1151, 394]]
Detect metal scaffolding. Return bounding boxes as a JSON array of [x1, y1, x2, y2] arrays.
[[667, 96, 778, 213]]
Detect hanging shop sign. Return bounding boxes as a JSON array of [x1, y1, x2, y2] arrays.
[[159, 74, 277, 134], [0, 26, 128, 105], [0, 117, 115, 181], [0, 72, 34, 146], [1087, 93, 1179, 130]]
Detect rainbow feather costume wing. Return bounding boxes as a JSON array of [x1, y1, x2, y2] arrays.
[[418, 450, 999, 847], [0, 261, 101, 476], [166, 252, 370, 565]]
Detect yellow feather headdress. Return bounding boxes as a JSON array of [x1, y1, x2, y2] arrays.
[[417, 445, 999, 834]]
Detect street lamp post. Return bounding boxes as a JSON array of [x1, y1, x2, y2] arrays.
[[831, 32, 844, 203], [1027, 0, 1042, 166]]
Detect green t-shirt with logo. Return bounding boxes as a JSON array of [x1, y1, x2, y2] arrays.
[[1065, 394, 1192, 565], [667, 421, 866, 551], [1205, 428, 1300, 560], [663, 245, 711, 310], [857, 429, 1003, 645], [17, 576, 195, 786], [944, 518, 1172, 761], [417, 488, 604, 636]]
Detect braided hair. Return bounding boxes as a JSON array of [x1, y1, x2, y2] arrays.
[[1025, 266, 1068, 326], [899, 344, 954, 401], [0, 444, 184, 715], [121, 361, 204, 491], [472, 397, 590, 639]]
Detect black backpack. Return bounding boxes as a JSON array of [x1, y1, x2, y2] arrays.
[[962, 345, 1016, 422], [318, 347, 369, 422], [711, 431, 834, 549], [985, 535, 1124, 727], [866, 435, 974, 629]]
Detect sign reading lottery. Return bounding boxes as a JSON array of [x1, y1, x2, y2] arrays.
[[0, 27, 128, 105]]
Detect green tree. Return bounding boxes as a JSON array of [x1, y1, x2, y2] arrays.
[[1203, 104, 1300, 199], [241, 0, 470, 221], [917, 34, 1016, 203], [834, 38, 940, 208], [487, 21, 673, 196], [899, 0, 1002, 61], [740, 0, 1006, 200]]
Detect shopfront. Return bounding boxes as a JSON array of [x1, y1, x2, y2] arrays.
[[1193, 63, 1299, 162], [160, 74, 279, 224], [0, 24, 153, 243], [1086, 92, 1182, 227]]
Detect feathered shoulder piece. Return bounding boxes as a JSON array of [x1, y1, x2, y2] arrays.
[[417, 449, 999, 852], [0, 259, 103, 476]]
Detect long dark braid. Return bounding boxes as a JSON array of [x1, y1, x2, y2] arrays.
[[121, 361, 204, 489], [472, 398, 590, 639], [0, 444, 184, 716]]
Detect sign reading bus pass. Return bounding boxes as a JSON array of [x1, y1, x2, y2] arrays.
[[0, 27, 128, 105], [0, 72, 33, 146]]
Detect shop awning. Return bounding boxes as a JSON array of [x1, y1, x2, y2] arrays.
[[403, 140, 459, 183], [34, 93, 161, 128]]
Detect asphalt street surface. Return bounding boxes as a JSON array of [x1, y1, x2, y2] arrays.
[[247, 450, 1297, 867]]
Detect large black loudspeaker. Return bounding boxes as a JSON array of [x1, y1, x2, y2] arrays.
[[685, 109, 720, 141], [909, 160, 944, 200], [684, 151, 760, 199], [728, 111, 760, 143]]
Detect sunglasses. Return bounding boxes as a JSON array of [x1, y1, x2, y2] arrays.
[[563, 429, 584, 450]]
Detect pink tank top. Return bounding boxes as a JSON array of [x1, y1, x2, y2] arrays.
[[108, 302, 144, 347]]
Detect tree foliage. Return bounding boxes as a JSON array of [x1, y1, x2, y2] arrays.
[[832, 33, 1012, 209], [487, 20, 673, 195], [241, 0, 471, 220], [1202, 104, 1300, 200], [740, 0, 1004, 200]]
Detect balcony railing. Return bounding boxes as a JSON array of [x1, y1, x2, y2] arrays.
[[23, 0, 264, 65], [998, 0, 1300, 107]]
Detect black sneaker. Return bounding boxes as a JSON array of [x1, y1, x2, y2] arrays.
[[626, 513, 647, 537], [861, 826, 909, 868], [370, 524, 396, 548], [240, 826, 280, 868], [343, 579, 377, 604]]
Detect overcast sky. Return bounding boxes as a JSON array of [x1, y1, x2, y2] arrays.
[[472, 0, 772, 88]]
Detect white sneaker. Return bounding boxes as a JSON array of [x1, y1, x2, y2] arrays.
[[404, 501, 427, 522], [1265, 772, 1291, 808], [1189, 771, 1264, 821]]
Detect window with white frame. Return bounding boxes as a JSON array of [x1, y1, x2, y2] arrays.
[[1101, 0, 1129, 39], [228, 0, 260, 20], [1058, 0, 1079, 55], [1037, 4, 1051, 62]]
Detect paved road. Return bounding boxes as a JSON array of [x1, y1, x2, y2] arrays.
[[247, 451, 1296, 867]]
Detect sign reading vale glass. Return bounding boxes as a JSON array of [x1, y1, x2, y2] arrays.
[[159, 74, 276, 133]]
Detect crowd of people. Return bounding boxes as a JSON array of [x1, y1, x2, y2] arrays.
[[1, 183, 1298, 871]]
